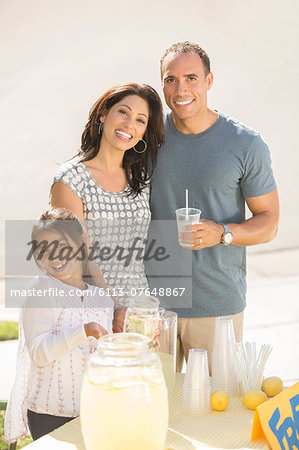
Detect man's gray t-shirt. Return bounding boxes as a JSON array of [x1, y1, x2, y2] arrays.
[[150, 111, 277, 318]]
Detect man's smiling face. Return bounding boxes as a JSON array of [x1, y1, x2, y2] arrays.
[[161, 51, 213, 124]]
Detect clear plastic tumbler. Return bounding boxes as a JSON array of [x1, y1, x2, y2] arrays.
[[211, 317, 239, 395], [175, 208, 201, 248], [183, 349, 211, 414]]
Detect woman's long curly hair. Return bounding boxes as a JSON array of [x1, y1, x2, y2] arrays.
[[77, 83, 165, 197]]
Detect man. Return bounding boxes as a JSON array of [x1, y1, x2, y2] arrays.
[[150, 41, 279, 371]]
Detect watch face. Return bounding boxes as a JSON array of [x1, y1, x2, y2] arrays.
[[224, 232, 233, 244]]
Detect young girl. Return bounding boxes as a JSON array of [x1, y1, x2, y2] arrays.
[[5, 208, 114, 444]]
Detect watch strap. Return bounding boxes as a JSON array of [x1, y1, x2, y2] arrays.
[[221, 224, 230, 235], [220, 223, 233, 245]]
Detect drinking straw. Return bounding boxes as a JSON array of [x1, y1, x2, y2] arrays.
[[185, 189, 189, 219], [240, 342, 249, 373], [234, 345, 249, 393], [252, 344, 272, 390], [253, 342, 256, 363], [235, 342, 273, 393]]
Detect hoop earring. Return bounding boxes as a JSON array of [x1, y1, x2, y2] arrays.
[[98, 122, 103, 135], [133, 139, 147, 154]]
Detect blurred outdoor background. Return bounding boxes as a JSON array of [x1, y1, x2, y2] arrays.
[[0, 0, 298, 398]]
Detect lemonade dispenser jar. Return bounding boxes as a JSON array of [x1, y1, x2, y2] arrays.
[[80, 333, 168, 450]]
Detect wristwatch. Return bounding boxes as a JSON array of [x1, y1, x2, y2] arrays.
[[220, 224, 233, 246]]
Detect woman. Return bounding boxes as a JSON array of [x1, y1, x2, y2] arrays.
[[50, 83, 164, 330]]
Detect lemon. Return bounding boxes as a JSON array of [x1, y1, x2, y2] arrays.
[[242, 390, 267, 410], [262, 376, 283, 397], [210, 391, 230, 411]]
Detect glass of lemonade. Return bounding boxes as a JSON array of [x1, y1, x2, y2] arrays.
[[175, 207, 201, 248], [80, 333, 168, 450], [156, 311, 177, 396]]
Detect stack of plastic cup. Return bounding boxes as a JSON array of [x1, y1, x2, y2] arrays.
[[211, 317, 239, 396], [183, 349, 211, 414]]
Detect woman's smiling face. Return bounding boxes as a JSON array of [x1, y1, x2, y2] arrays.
[[100, 95, 149, 152]]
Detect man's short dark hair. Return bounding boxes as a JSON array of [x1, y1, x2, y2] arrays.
[[160, 41, 211, 77]]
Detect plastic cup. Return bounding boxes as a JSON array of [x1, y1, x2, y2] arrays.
[[183, 388, 211, 414], [211, 318, 239, 395], [175, 208, 201, 248], [183, 349, 211, 413], [212, 317, 236, 353]]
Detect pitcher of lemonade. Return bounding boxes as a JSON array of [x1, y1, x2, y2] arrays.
[[156, 310, 177, 396], [123, 296, 177, 396], [80, 333, 168, 450]]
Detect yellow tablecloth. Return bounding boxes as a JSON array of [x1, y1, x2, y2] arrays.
[[25, 374, 269, 449]]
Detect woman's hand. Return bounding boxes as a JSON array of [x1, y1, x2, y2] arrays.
[[84, 322, 109, 339], [113, 308, 127, 333]]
